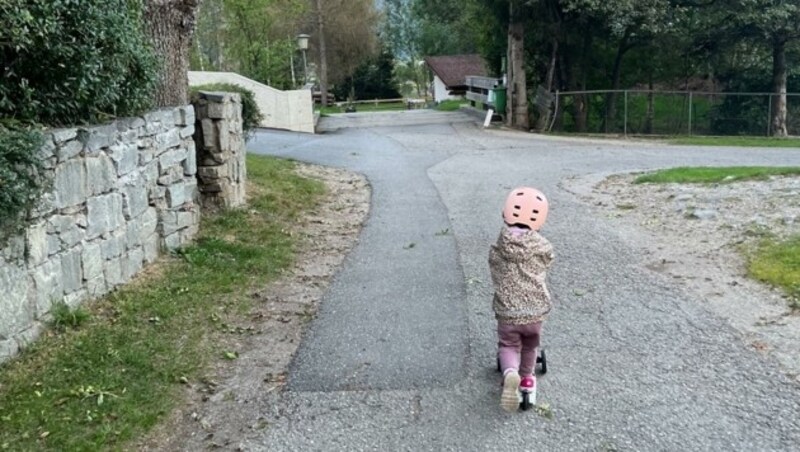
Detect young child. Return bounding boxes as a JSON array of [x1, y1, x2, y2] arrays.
[[489, 187, 554, 412]]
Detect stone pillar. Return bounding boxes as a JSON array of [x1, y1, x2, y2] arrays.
[[192, 92, 246, 210]]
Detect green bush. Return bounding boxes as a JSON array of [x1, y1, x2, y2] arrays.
[[0, 126, 47, 237], [0, 0, 157, 125], [191, 84, 264, 139]]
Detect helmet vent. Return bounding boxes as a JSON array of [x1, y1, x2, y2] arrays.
[[536, 196, 543, 201], [532, 209, 539, 214], [512, 213, 519, 218], [514, 205, 521, 209]]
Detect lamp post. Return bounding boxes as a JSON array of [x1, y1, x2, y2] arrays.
[[296, 33, 310, 86]]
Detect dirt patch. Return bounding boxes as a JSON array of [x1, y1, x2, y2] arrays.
[[136, 163, 370, 451], [564, 173, 800, 382]]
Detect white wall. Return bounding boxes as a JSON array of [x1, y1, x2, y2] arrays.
[[188, 72, 315, 134], [433, 75, 461, 103]]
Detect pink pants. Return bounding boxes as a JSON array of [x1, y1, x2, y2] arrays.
[[497, 321, 542, 376]]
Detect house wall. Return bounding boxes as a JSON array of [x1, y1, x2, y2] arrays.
[[433, 76, 461, 103]]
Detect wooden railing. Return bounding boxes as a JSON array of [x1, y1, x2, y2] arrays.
[[465, 76, 502, 110]]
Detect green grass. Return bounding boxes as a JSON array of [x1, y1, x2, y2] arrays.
[[669, 136, 800, 148], [634, 166, 800, 184], [0, 155, 325, 451], [747, 235, 800, 308], [317, 101, 409, 115], [435, 100, 467, 111]]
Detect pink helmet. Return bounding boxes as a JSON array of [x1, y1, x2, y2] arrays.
[[502, 187, 549, 230]]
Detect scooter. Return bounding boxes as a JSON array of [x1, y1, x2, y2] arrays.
[[496, 349, 547, 411]]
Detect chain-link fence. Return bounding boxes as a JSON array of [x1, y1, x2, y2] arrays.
[[549, 90, 800, 136]]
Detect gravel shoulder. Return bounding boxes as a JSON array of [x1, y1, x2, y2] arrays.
[[563, 172, 800, 381], [137, 163, 370, 451]]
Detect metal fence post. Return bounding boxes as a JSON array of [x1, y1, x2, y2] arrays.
[[688, 91, 693, 136], [624, 90, 628, 136], [767, 94, 773, 136]]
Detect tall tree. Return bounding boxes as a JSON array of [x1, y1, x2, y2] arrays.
[[307, 0, 379, 100], [738, 0, 800, 136], [144, 0, 201, 106]]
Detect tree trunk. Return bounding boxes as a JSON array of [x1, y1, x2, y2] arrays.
[[534, 38, 558, 131], [315, 0, 329, 107], [603, 29, 631, 133], [507, 20, 529, 129], [572, 32, 592, 132], [144, 0, 200, 107], [771, 37, 788, 137]]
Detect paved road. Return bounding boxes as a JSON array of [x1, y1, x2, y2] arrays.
[[247, 111, 800, 451]]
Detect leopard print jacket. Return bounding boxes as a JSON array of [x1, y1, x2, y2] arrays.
[[488, 227, 554, 325]]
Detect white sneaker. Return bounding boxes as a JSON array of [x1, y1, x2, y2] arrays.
[[500, 370, 521, 412]]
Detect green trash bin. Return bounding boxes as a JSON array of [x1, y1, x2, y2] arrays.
[[491, 86, 507, 112]]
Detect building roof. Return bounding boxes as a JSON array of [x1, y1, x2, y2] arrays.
[[424, 54, 487, 88]]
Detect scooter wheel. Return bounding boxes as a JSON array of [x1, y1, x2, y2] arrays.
[[496, 356, 501, 373], [520, 392, 533, 411], [538, 349, 547, 375]]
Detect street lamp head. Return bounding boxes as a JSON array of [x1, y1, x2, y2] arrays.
[[296, 34, 310, 51]]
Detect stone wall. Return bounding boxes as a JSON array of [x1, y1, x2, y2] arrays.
[[193, 92, 247, 210], [0, 106, 200, 361]]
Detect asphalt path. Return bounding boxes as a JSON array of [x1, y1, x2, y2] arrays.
[[246, 110, 800, 451]]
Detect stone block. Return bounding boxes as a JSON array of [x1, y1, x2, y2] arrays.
[[142, 161, 159, 186], [86, 153, 116, 195], [116, 117, 145, 131], [57, 139, 83, 162], [51, 128, 78, 144], [64, 290, 88, 309], [139, 148, 155, 166], [159, 211, 180, 236], [0, 338, 20, 362], [121, 180, 149, 220], [158, 166, 184, 186], [60, 247, 83, 295], [179, 125, 195, 139], [201, 119, 218, 150], [48, 214, 85, 249], [143, 233, 160, 264], [183, 143, 197, 176], [25, 221, 48, 266], [177, 210, 197, 229], [141, 208, 158, 241], [54, 159, 87, 208], [198, 165, 228, 181], [105, 257, 124, 288], [166, 182, 190, 208], [86, 275, 106, 298], [0, 263, 34, 339], [78, 124, 116, 154], [199, 153, 225, 167], [47, 234, 61, 256], [87, 193, 125, 239], [36, 138, 57, 169], [218, 120, 230, 151], [2, 235, 25, 262], [15, 323, 45, 349], [29, 191, 56, 220], [156, 129, 181, 150], [159, 148, 185, 173], [175, 105, 195, 126], [201, 91, 228, 103], [81, 242, 103, 282], [28, 258, 63, 318], [108, 142, 139, 176], [125, 248, 144, 280], [100, 231, 125, 260], [207, 101, 226, 119], [163, 233, 182, 250]]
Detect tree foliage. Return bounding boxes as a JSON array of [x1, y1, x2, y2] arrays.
[[0, 0, 157, 125]]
